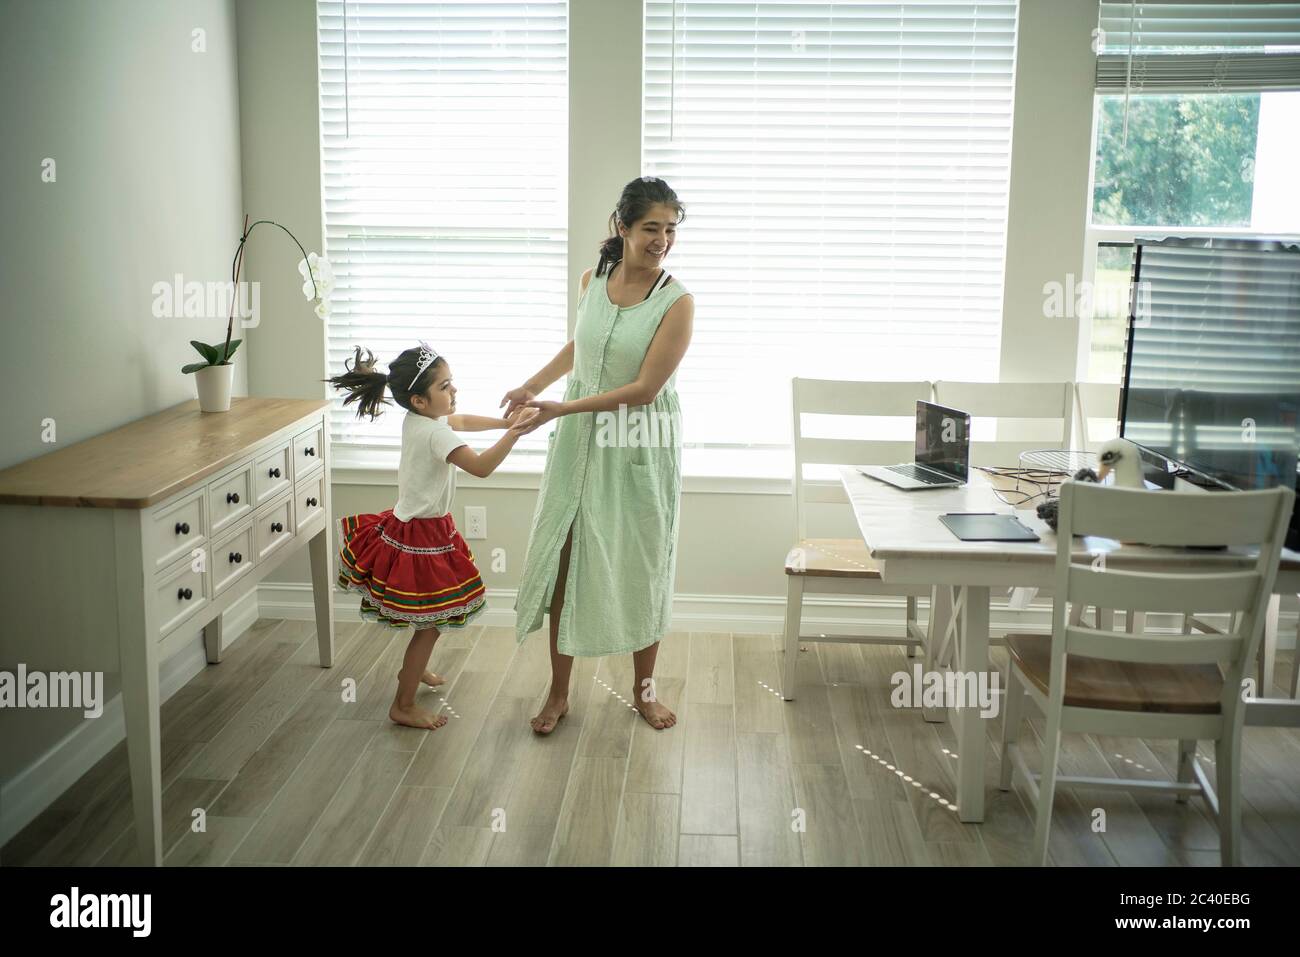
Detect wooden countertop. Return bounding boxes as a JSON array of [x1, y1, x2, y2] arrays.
[[0, 398, 330, 509]]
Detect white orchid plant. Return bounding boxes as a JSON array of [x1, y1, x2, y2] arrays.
[[182, 214, 335, 374]]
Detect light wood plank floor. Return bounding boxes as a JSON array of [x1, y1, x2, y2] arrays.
[[5, 617, 1300, 866]]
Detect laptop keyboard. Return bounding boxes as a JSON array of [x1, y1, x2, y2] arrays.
[[885, 463, 955, 485]]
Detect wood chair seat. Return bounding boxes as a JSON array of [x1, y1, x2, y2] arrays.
[[1006, 633, 1224, 715], [784, 538, 883, 579]]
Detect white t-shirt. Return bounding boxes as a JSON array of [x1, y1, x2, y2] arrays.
[[392, 412, 468, 521]]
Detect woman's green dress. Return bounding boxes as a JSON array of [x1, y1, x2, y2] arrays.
[[513, 263, 691, 657]]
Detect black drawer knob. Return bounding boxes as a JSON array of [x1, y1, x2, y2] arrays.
[[227, 491, 240, 504], [305, 447, 316, 456], [177, 587, 193, 600], [268, 467, 282, 478], [175, 521, 190, 535], [271, 521, 283, 533], [229, 551, 242, 564], [306, 496, 318, 507]]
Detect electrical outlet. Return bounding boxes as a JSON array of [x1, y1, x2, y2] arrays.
[[464, 505, 487, 540]]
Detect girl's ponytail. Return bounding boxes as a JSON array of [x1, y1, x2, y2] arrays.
[[325, 346, 391, 421]]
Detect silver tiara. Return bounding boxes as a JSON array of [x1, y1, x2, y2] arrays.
[[408, 339, 440, 390]]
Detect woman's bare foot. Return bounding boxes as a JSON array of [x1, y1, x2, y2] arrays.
[[420, 671, 446, 689], [530, 695, 569, 734], [389, 702, 448, 730], [633, 690, 676, 730]]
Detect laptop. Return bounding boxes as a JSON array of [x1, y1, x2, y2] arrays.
[[858, 400, 971, 490]]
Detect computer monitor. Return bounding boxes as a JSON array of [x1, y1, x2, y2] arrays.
[[1119, 236, 1300, 492]]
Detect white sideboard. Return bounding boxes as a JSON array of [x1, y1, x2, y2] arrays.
[[0, 397, 336, 865]]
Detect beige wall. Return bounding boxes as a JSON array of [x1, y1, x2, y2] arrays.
[[0, 0, 246, 783]]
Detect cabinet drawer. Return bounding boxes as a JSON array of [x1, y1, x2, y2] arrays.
[[292, 421, 324, 481], [151, 489, 206, 571], [208, 460, 253, 536], [254, 491, 295, 562], [254, 443, 292, 504], [154, 553, 209, 640], [295, 469, 325, 530], [211, 519, 255, 596]]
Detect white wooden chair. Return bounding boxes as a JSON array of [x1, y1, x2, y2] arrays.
[[782, 378, 934, 700], [932, 381, 1073, 469], [1074, 381, 1121, 452], [999, 481, 1294, 866], [926, 381, 1076, 666]]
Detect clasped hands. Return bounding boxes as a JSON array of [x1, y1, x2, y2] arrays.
[[500, 386, 565, 437]]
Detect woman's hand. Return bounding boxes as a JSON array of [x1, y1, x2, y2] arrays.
[[500, 386, 536, 419], [506, 406, 541, 438], [518, 399, 566, 436]]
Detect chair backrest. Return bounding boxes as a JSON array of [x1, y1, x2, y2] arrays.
[[1074, 381, 1121, 452], [790, 377, 932, 541], [1052, 482, 1294, 710], [932, 381, 1073, 468]]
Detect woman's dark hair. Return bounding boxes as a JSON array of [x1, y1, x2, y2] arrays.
[[596, 176, 686, 277], [323, 345, 446, 421]]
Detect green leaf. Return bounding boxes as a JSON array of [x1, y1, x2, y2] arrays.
[[190, 340, 219, 364], [181, 361, 211, 374], [217, 338, 242, 362]]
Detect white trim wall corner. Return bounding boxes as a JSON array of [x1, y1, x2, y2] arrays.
[[999, 0, 1099, 385]]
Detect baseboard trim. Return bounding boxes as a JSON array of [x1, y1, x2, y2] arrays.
[[260, 580, 1299, 647]]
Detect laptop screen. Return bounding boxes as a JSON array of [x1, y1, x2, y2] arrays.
[[915, 401, 970, 481]]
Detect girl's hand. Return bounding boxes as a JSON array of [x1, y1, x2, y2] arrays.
[[503, 405, 533, 429], [500, 386, 536, 419], [518, 400, 565, 436], [506, 407, 541, 438]]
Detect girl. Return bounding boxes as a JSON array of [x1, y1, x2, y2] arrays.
[[326, 341, 538, 730]]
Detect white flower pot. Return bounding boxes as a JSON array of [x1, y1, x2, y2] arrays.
[[195, 363, 234, 413]]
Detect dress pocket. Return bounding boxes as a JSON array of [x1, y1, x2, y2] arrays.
[[625, 461, 670, 544]]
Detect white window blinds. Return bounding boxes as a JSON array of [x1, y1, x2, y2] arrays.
[[317, 0, 568, 461], [1096, 1, 1300, 93], [642, 0, 1019, 451]]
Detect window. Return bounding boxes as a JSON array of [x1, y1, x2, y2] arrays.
[[317, 1, 568, 465], [641, 0, 1019, 465], [1082, 1, 1300, 382]]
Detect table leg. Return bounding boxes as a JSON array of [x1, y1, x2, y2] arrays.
[[922, 585, 954, 724], [955, 585, 990, 823], [309, 526, 336, 668], [203, 612, 223, 664], [119, 625, 163, 865]]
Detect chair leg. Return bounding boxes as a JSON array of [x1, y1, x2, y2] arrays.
[[999, 666, 1025, 791], [905, 595, 918, 658], [1215, 734, 1242, 866], [1031, 706, 1064, 866], [1175, 739, 1197, 805], [782, 576, 804, 702], [1292, 601, 1300, 700]]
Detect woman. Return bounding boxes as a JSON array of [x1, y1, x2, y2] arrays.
[[501, 176, 694, 734]]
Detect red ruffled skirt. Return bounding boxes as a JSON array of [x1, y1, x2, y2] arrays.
[[336, 509, 486, 630]]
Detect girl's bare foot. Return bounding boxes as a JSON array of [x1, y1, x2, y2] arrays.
[[633, 690, 676, 730], [530, 695, 569, 734], [389, 702, 448, 730], [421, 670, 446, 689]]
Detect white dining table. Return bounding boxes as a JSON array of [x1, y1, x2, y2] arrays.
[[837, 466, 1300, 823]]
